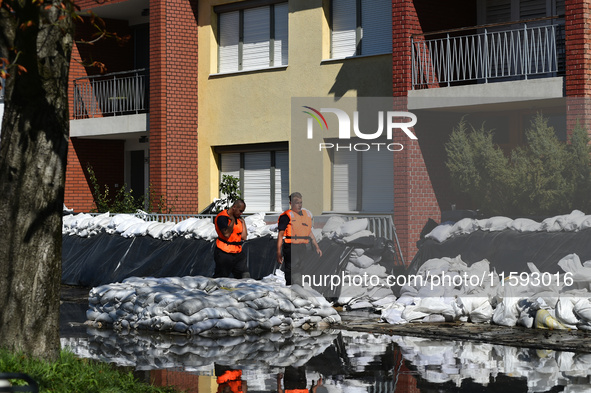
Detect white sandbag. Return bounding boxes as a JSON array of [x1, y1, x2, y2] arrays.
[[555, 298, 579, 327], [492, 297, 519, 327], [401, 305, 430, 322], [147, 222, 175, 239], [350, 255, 374, 269], [188, 319, 220, 335], [479, 216, 512, 231], [340, 218, 368, 237], [573, 298, 591, 323], [176, 298, 209, 315], [578, 216, 591, 230], [381, 304, 406, 324], [450, 218, 478, 235], [321, 216, 345, 236], [469, 300, 493, 323], [216, 318, 246, 330], [414, 297, 455, 316], [425, 224, 453, 243], [558, 254, 591, 283], [558, 210, 586, 231], [342, 230, 374, 243], [510, 218, 541, 232]]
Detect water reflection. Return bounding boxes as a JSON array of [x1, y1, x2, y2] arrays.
[[61, 305, 591, 392]]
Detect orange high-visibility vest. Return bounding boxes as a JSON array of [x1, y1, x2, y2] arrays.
[[215, 210, 244, 253], [281, 209, 312, 244]]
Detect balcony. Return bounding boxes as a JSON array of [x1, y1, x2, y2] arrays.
[[411, 17, 564, 90], [73, 69, 147, 119]]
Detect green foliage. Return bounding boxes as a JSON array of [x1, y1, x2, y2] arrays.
[[0, 349, 178, 393], [216, 174, 242, 212], [87, 164, 142, 214], [446, 113, 591, 216], [87, 166, 177, 214]]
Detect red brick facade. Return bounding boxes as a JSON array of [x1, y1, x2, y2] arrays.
[[565, 0, 591, 136], [65, 138, 125, 212], [148, 0, 199, 213], [392, 0, 441, 262], [66, 0, 198, 213], [66, 14, 135, 211]]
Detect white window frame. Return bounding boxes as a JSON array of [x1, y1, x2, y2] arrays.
[[216, 1, 288, 74], [330, 0, 392, 59]]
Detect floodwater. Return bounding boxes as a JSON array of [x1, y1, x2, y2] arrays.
[[60, 300, 591, 393]]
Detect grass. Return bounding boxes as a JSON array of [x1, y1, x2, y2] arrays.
[[0, 349, 179, 393]]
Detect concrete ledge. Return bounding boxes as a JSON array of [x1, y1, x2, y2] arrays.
[[70, 114, 148, 138], [408, 77, 564, 110]]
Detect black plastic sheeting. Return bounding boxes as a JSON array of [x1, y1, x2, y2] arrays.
[[62, 233, 276, 286], [408, 228, 591, 275], [62, 233, 401, 297]]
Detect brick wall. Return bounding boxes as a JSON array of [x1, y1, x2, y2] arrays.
[[151, 370, 199, 393], [149, 0, 199, 213], [66, 15, 134, 211], [392, 0, 441, 263], [565, 0, 591, 135], [64, 138, 124, 212]]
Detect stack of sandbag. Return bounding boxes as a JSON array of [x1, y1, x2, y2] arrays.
[[381, 253, 591, 330], [319, 217, 398, 309], [86, 275, 341, 335], [426, 210, 591, 243], [62, 327, 338, 372], [393, 335, 591, 391], [63, 211, 280, 241]]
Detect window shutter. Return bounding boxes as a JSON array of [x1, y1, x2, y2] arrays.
[[275, 150, 289, 211], [332, 150, 357, 211], [485, 0, 512, 23], [243, 6, 271, 70], [519, 0, 547, 19], [360, 0, 392, 55], [219, 11, 240, 73], [244, 152, 271, 212], [332, 0, 357, 58], [274, 3, 289, 66], [360, 150, 394, 212]]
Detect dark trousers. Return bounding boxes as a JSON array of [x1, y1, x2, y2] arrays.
[[214, 247, 249, 278], [282, 243, 308, 285]]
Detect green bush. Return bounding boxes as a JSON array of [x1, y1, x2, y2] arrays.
[[445, 114, 591, 216], [215, 174, 242, 213]]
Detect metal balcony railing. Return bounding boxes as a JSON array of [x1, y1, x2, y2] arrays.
[[411, 17, 563, 89], [73, 68, 147, 119]]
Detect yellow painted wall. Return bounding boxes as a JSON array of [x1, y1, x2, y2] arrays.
[[197, 0, 392, 214]]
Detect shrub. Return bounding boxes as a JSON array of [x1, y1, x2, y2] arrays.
[[445, 113, 591, 216]]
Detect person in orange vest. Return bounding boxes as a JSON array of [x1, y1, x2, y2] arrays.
[[276, 192, 322, 285], [214, 199, 249, 278]]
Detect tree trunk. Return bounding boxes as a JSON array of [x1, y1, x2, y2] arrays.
[[0, 0, 74, 360]]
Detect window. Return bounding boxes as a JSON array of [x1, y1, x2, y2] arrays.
[[479, 0, 564, 24], [219, 147, 289, 213], [331, 0, 392, 59], [331, 145, 394, 212], [217, 1, 288, 73]]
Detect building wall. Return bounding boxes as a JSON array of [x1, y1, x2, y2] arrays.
[[65, 138, 125, 212], [197, 0, 393, 214], [392, 0, 441, 262], [66, 15, 135, 212], [149, 0, 199, 213]]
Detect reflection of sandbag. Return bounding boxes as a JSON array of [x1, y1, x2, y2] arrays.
[[534, 309, 567, 330]]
